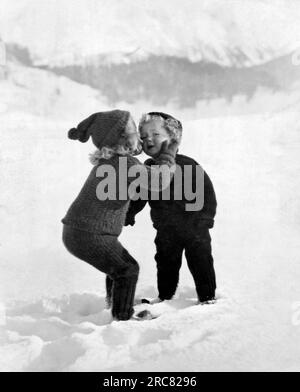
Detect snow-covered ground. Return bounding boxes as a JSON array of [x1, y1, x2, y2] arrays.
[[1, 63, 300, 372]]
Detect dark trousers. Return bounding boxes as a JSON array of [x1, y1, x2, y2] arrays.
[[154, 224, 216, 302], [62, 225, 139, 320]]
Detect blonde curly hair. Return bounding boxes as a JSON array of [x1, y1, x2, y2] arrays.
[[139, 112, 183, 143], [89, 145, 133, 164]]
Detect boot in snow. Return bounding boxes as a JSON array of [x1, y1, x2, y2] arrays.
[[199, 298, 217, 306], [112, 276, 137, 321], [141, 298, 163, 305], [132, 310, 157, 321]]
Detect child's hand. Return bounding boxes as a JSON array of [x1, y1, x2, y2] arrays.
[[162, 139, 179, 155], [156, 140, 179, 165]]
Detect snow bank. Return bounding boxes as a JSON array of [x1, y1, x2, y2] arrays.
[[0, 291, 233, 372], [0, 63, 108, 121]]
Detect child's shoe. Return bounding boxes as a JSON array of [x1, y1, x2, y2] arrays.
[[133, 310, 157, 321], [141, 298, 163, 305], [198, 297, 217, 306]]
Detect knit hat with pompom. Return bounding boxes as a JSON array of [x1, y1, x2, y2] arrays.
[[68, 110, 130, 149]]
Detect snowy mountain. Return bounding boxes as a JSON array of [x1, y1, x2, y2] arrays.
[[2, 0, 300, 108], [49, 52, 300, 107], [1, 0, 300, 68]]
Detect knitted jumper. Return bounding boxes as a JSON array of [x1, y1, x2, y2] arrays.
[[62, 155, 141, 236], [126, 154, 217, 229], [62, 150, 176, 236], [148, 154, 217, 228]]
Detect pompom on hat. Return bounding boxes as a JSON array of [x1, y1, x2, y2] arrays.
[[68, 110, 130, 149]]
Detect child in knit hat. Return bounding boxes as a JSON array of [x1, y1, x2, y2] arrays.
[[62, 110, 178, 321], [126, 112, 217, 305]]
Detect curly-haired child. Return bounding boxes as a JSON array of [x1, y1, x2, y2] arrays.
[[126, 112, 217, 304]]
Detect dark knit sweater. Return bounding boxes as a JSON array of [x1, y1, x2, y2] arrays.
[[126, 154, 217, 229], [62, 155, 141, 236], [62, 152, 176, 236]]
